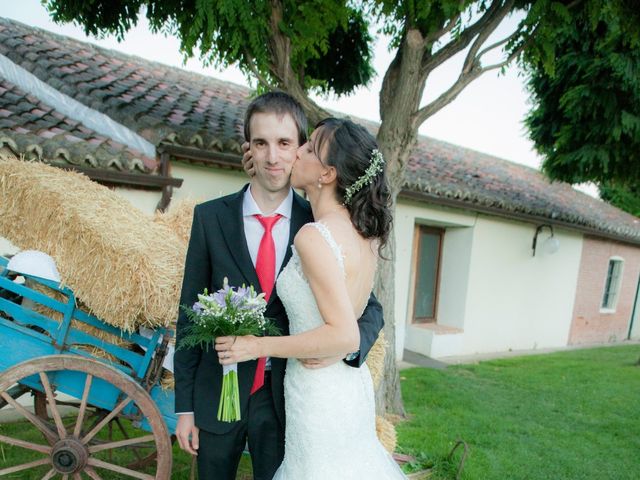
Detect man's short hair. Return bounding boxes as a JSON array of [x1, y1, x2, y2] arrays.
[[244, 91, 308, 145]]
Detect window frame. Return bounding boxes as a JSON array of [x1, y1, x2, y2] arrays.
[[601, 256, 624, 312], [411, 224, 444, 324]]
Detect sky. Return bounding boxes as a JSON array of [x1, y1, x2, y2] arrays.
[[1, 2, 597, 196]]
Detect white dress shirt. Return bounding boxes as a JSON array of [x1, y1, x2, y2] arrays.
[[243, 185, 293, 371], [242, 185, 293, 275]]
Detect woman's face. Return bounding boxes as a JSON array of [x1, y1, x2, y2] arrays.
[[291, 127, 327, 190]]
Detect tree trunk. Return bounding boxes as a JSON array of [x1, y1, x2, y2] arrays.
[[373, 29, 426, 416], [267, 0, 330, 125]]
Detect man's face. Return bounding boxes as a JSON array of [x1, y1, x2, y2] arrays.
[[248, 112, 299, 194]]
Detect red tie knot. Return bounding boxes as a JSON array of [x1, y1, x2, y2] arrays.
[[255, 214, 283, 232]]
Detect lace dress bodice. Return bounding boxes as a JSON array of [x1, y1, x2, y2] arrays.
[[273, 222, 406, 479]]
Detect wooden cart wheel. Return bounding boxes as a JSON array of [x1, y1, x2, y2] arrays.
[[0, 355, 172, 479]]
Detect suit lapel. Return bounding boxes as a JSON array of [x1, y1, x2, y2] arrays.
[[217, 185, 262, 291]]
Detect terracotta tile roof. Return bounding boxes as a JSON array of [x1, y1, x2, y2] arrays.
[[0, 78, 155, 172], [0, 17, 248, 155], [404, 138, 640, 243], [0, 17, 638, 243]]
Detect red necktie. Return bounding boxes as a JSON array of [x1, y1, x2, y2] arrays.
[[250, 213, 282, 394]]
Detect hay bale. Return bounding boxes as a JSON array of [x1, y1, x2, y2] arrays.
[[25, 279, 132, 360], [153, 198, 197, 245], [367, 330, 387, 389], [0, 157, 185, 331], [376, 415, 398, 453]]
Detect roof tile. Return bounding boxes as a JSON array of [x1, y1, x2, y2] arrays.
[[0, 17, 638, 242]]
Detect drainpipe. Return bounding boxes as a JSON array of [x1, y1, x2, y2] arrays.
[[627, 273, 640, 340]]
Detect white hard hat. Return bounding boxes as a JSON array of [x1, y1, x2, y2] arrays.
[[7, 250, 61, 282]]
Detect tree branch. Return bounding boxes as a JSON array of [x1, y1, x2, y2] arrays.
[[420, 0, 505, 75], [424, 1, 464, 47], [243, 49, 273, 89], [461, 0, 515, 74], [475, 28, 520, 62], [481, 31, 529, 72], [413, 30, 527, 128]]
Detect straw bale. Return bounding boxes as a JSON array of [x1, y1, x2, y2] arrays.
[[153, 198, 197, 245], [26, 279, 132, 361], [0, 157, 185, 331], [367, 330, 388, 389], [376, 415, 398, 453]]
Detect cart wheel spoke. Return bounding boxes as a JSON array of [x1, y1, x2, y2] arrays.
[[41, 468, 58, 480], [0, 432, 51, 454], [0, 383, 29, 409], [0, 391, 58, 443], [84, 466, 104, 480], [81, 396, 132, 445], [0, 356, 172, 479], [39, 372, 66, 439], [74, 374, 93, 438], [115, 417, 144, 462], [88, 434, 155, 454], [0, 457, 50, 475], [88, 458, 154, 479]]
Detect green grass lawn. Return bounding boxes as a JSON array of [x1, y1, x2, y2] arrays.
[[1, 344, 638, 478], [397, 344, 640, 479]]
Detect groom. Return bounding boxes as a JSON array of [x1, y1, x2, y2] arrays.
[[174, 91, 384, 480]]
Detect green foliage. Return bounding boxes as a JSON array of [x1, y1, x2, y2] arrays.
[[599, 181, 640, 217], [178, 304, 281, 352], [525, 4, 640, 185], [373, 0, 473, 47], [303, 8, 374, 95], [43, 0, 374, 95], [398, 345, 640, 479]]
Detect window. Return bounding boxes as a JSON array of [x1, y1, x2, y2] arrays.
[[602, 258, 624, 310], [412, 226, 443, 323]]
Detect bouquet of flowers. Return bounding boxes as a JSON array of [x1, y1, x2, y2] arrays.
[[178, 278, 280, 422]]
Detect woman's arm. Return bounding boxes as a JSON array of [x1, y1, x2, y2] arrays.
[[215, 225, 360, 363]]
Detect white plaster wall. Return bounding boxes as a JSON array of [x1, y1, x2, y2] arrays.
[[393, 199, 476, 359], [114, 162, 249, 215], [113, 187, 161, 215], [460, 216, 583, 355], [437, 226, 474, 330], [171, 162, 248, 204]]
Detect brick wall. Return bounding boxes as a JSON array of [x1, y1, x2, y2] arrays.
[[569, 236, 640, 344]]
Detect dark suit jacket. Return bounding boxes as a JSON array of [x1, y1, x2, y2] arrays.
[[174, 185, 384, 434]]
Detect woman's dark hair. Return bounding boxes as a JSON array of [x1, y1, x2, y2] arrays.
[[314, 118, 392, 252]]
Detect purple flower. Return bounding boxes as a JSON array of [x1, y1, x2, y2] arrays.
[[212, 290, 228, 308], [192, 301, 204, 314]]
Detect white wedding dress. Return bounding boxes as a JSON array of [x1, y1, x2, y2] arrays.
[[273, 222, 407, 479]]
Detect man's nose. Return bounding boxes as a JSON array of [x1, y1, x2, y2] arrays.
[[266, 145, 278, 163]]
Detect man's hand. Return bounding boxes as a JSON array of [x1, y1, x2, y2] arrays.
[[241, 141, 255, 177], [175, 413, 199, 456], [299, 355, 344, 369]]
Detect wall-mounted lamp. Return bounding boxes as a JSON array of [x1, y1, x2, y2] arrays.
[[532, 224, 560, 257]]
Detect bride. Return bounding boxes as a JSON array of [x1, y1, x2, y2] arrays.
[[216, 118, 406, 479]]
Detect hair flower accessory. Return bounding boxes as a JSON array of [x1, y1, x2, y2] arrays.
[[343, 149, 385, 205]]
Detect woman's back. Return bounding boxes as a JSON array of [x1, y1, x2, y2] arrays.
[[318, 213, 378, 319]]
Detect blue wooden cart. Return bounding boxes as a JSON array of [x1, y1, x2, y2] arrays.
[[0, 254, 178, 479]]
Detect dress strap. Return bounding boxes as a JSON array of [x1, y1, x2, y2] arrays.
[[305, 222, 345, 273]]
